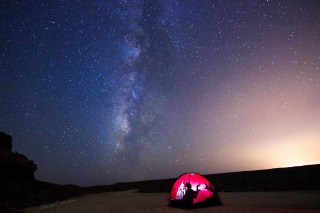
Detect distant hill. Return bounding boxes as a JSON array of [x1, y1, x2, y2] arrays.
[[205, 164, 320, 192], [94, 164, 320, 193]]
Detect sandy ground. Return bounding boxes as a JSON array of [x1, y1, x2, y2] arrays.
[[24, 190, 320, 213]]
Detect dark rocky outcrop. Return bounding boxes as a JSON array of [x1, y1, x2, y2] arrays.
[[0, 132, 85, 212], [0, 132, 12, 151], [0, 132, 38, 212], [0, 132, 37, 181]]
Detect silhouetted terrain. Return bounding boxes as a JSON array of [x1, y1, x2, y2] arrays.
[[91, 164, 320, 193], [0, 132, 37, 181], [1, 132, 320, 212]]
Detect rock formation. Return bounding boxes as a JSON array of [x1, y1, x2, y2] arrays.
[[0, 132, 84, 212], [0, 132, 37, 181], [0, 131, 12, 151]]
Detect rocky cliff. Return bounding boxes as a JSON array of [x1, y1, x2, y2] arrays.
[[0, 132, 37, 181]]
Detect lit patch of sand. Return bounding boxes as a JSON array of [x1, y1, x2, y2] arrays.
[[24, 190, 320, 213]]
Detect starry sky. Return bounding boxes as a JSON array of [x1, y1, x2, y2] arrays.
[[1, 0, 320, 186]]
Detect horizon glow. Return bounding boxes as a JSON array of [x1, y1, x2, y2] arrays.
[[1, 0, 319, 186]]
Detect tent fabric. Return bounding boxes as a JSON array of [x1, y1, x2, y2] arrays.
[[168, 173, 222, 208]]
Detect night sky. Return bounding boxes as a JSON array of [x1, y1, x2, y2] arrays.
[[1, 0, 320, 186]]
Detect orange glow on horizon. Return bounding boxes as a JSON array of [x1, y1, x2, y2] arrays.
[[214, 129, 320, 172]]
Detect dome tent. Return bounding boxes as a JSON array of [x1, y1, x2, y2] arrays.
[[168, 173, 222, 209]]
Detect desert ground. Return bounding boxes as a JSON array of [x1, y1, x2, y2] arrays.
[[24, 190, 320, 213]]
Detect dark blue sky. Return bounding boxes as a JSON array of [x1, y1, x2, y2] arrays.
[[1, 0, 320, 186]]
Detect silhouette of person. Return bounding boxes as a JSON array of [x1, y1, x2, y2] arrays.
[[183, 183, 200, 209], [204, 183, 214, 192]]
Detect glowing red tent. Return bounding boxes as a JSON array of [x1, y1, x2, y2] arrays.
[[168, 173, 222, 208]]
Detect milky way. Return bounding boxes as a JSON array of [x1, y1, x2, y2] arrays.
[[103, 1, 172, 178], [1, 0, 320, 186]]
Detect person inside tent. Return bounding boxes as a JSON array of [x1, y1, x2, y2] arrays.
[[183, 183, 201, 209]]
